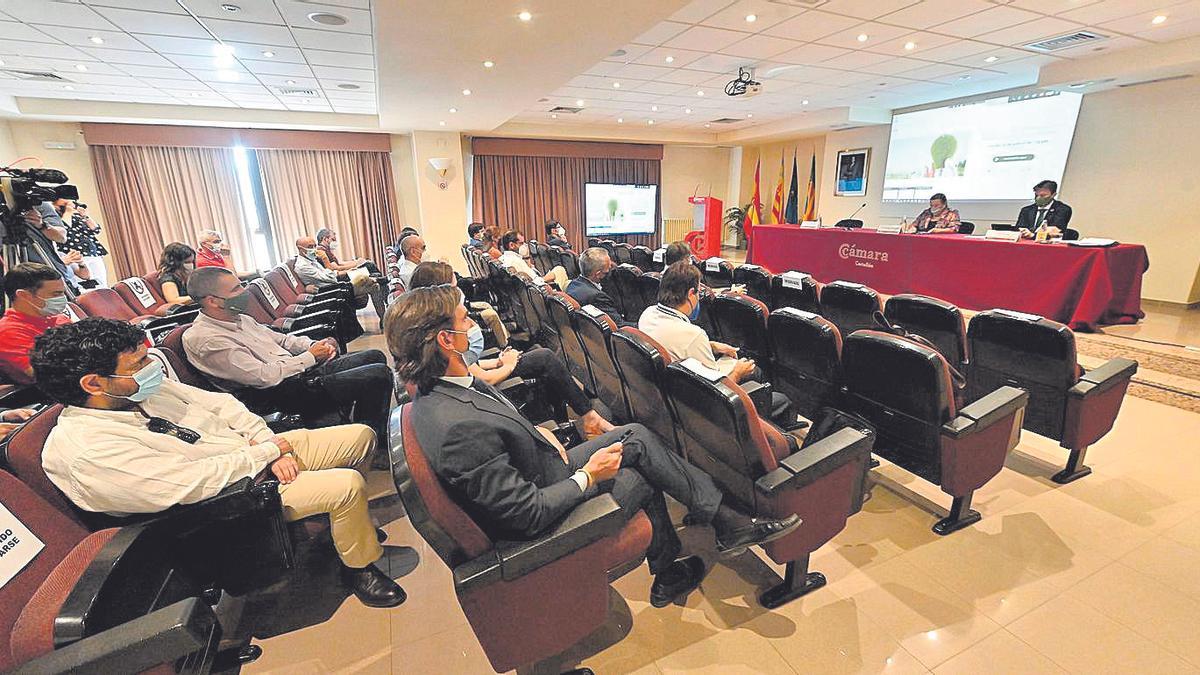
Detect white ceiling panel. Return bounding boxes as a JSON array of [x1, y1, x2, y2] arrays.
[[0, 21, 62, 43], [276, 2, 372, 35], [631, 80, 691, 95], [820, 0, 921, 20], [764, 11, 860, 41], [817, 22, 911, 50], [631, 47, 708, 68], [134, 34, 222, 56], [1133, 16, 1200, 41], [114, 64, 197, 80], [4, 1, 117, 27], [933, 6, 1044, 38], [820, 50, 892, 71], [86, 0, 187, 12], [719, 35, 799, 59], [632, 21, 691, 45], [685, 52, 758, 74], [771, 42, 850, 65], [1006, 0, 1103, 13], [699, 0, 804, 32], [656, 68, 714, 85], [311, 65, 374, 82], [77, 46, 175, 66], [323, 79, 372, 93], [663, 25, 750, 51], [39, 26, 149, 51], [241, 60, 315, 77], [166, 53, 249, 71], [290, 27, 371, 53], [866, 31, 956, 56], [186, 0, 285, 23], [1060, 0, 1189, 25], [878, 0, 995, 29], [234, 44, 307, 64], [94, 7, 209, 37], [303, 49, 374, 69], [975, 16, 1086, 47], [909, 39, 995, 63], [204, 18, 297, 46]]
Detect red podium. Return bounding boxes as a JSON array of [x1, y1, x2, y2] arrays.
[[684, 195, 723, 259]]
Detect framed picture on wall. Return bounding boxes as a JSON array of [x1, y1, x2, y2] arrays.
[[835, 148, 869, 197]]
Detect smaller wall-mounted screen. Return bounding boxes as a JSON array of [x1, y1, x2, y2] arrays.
[[584, 183, 658, 236]]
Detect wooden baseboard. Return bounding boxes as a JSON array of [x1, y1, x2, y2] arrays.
[[1142, 298, 1200, 310]]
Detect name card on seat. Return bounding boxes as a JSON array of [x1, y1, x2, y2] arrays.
[[581, 304, 605, 318], [835, 281, 865, 289], [253, 279, 280, 308], [123, 278, 156, 308], [705, 257, 725, 272], [775, 307, 820, 321], [738, 264, 760, 271], [780, 271, 811, 289], [799, 221, 820, 229], [652, 248, 666, 263], [875, 224, 903, 234], [680, 358, 725, 382], [282, 265, 300, 286], [985, 229, 1021, 242], [0, 503, 45, 589], [993, 308, 1043, 322]]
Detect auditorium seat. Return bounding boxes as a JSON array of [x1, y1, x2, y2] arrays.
[[611, 242, 633, 266], [958, 222, 976, 235], [114, 275, 171, 317], [629, 245, 657, 273], [701, 257, 735, 289], [767, 308, 843, 420], [73, 288, 189, 343], [598, 239, 617, 259], [244, 278, 344, 345], [573, 305, 631, 422], [840, 332, 1028, 534], [545, 292, 596, 395], [0, 471, 223, 674], [607, 263, 645, 320], [733, 263, 773, 304], [663, 359, 873, 607], [521, 277, 560, 352], [526, 240, 548, 275], [966, 310, 1137, 483], [708, 293, 771, 368], [820, 281, 883, 337], [390, 403, 652, 673], [635, 272, 662, 319], [883, 294, 969, 370], [610, 328, 681, 453], [769, 271, 822, 314]]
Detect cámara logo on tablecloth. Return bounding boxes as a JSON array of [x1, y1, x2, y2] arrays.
[[838, 243, 890, 268]]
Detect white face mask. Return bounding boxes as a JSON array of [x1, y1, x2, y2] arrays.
[[518, 243, 530, 258], [329, 240, 339, 250]]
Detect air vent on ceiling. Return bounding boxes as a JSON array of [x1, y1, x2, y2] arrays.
[[708, 118, 741, 124], [1117, 74, 1193, 88], [277, 86, 319, 96], [2, 69, 66, 82], [1023, 31, 1107, 52], [766, 0, 826, 7], [548, 106, 582, 114]]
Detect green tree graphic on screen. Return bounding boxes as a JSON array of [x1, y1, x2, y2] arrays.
[[607, 198, 619, 219], [931, 134, 958, 170]]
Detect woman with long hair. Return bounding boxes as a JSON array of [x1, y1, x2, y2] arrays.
[[157, 242, 196, 308]]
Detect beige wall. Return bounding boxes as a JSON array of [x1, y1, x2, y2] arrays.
[[0, 120, 17, 164], [818, 125, 892, 230], [660, 145, 731, 221], [406, 131, 471, 274], [737, 136, 826, 221]]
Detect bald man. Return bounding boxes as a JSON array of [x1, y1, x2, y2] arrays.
[[396, 235, 425, 290], [295, 236, 387, 319]]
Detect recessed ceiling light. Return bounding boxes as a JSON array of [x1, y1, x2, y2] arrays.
[[439, 121, 446, 126], [802, 99, 809, 105], [746, 113, 753, 118], [857, 33, 868, 42], [261, 50, 275, 58], [0, 58, 6, 66], [1152, 14, 1167, 24], [576, 99, 585, 106], [483, 60, 494, 68], [338, 83, 360, 90], [75, 64, 88, 72], [696, 90, 704, 96], [704, 123, 711, 128], [984, 56, 998, 63], [551, 113, 558, 118], [449, 107, 458, 113], [63, 85, 74, 90], [745, 14, 757, 22], [617, 117, 623, 123], [612, 81, 620, 88], [518, 10, 532, 21], [286, 79, 297, 85], [904, 41, 916, 51], [89, 35, 104, 44], [307, 11, 348, 26], [665, 55, 675, 63], [651, 105, 658, 111], [220, 3, 240, 12], [648, 119, 655, 125], [462, 88, 471, 95], [685, 108, 692, 114]]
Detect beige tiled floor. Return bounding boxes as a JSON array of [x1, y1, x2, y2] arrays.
[[242, 383, 1200, 675]]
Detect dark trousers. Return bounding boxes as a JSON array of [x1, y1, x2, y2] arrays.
[[511, 347, 593, 416], [315, 350, 393, 442], [562, 424, 723, 575]]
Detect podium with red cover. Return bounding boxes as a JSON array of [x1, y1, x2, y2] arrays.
[[684, 195, 723, 259]]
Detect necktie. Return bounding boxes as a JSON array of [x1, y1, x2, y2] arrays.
[[1035, 208, 1048, 227]]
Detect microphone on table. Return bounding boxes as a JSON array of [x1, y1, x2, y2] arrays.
[[836, 203, 868, 229]]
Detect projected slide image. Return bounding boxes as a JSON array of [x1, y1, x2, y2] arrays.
[[585, 183, 658, 236], [882, 91, 1082, 202]]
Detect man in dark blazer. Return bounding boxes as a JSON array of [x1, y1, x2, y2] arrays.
[[1016, 179, 1073, 238], [566, 247, 634, 327], [390, 286, 800, 608], [545, 219, 572, 250]]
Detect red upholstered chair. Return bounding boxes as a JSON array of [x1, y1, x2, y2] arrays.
[[701, 257, 735, 289], [610, 328, 682, 453], [573, 305, 631, 422], [75, 287, 156, 324], [114, 275, 169, 317], [662, 359, 874, 607], [708, 293, 772, 368], [733, 264, 773, 304], [767, 308, 843, 420], [840, 331, 1028, 534], [884, 294, 969, 371], [966, 310, 1137, 483], [244, 278, 344, 344], [819, 281, 883, 337], [0, 471, 220, 674], [390, 404, 652, 673], [545, 291, 596, 395], [769, 270, 822, 314]]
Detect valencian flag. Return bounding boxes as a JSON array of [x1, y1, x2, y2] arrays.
[[770, 153, 785, 223], [784, 149, 799, 224], [802, 153, 817, 222], [744, 156, 762, 242]]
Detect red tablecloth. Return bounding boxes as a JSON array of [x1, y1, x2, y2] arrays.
[[749, 226, 1149, 331]]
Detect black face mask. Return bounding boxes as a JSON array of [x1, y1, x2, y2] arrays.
[[222, 290, 251, 314]]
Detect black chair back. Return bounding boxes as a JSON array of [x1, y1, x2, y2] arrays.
[[574, 306, 631, 421], [820, 281, 883, 337], [769, 271, 821, 314], [607, 264, 643, 320], [708, 294, 771, 366], [546, 293, 596, 394], [611, 242, 633, 266], [767, 308, 843, 419], [733, 264, 772, 303], [958, 222, 976, 235], [629, 246, 657, 273], [883, 294, 968, 369], [700, 257, 734, 288], [611, 328, 681, 452]]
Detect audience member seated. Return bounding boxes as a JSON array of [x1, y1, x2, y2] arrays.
[[639, 262, 799, 429], [545, 219, 572, 250], [294, 236, 386, 319], [467, 222, 489, 252], [662, 240, 693, 270], [182, 268, 393, 462], [907, 193, 960, 234], [480, 225, 503, 259], [410, 260, 508, 347], [317, 228, 383, 276], [0, 406, 36, 441], [395, 227, 420, 252], [196, 229, 235, 271], [388, 286, 800, 607], [396, 234, 425, 290], [1017, 179, 1073, 239], [0, 263, 72, 384], [156, 242, 196, 310], [404, 261, 610, 437], [29, 317, 405, 606], [566, 247, 635, 327], [499, 230, 569, 289]]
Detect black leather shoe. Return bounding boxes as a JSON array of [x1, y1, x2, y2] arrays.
[[341, 564, 407, 608], [715, 514, 802, 555], [649, 555, 706, 608]]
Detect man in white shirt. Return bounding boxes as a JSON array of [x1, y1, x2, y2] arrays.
[[639, 262, 798, 429], [31, 317, 405, 608], [294, 236, 386, 319], [395, 234, 424, 290], [182, 268, 393, 460], [498, 230, 569, 290]]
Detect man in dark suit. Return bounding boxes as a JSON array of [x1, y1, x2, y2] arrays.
[[545, 219, 572, 250], [566, 247, 634, 327], [1016, 179, 1073, 239], [389, 286, 801, 608]]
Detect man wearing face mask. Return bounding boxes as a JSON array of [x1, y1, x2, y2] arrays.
[[316, 228, 382, 276], [499, 230, 569, 290], [395, 234, 425, 290], [32, 318, 405, 608], [639, 262, 799, 430], [294, 236, 387, 320], [196, 230, 235, 271], [181, 268, 394, 462], [0, 263, 73, 384], [1016, 180, 1073, 239], [545, 219, 572, 250], [566, 247, 634, 327], [908, 193, 961, 234]]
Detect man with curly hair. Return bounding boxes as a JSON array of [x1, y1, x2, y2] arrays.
[[32, 318, 405, 608]]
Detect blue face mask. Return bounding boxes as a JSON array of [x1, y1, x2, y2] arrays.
[[465, 324, 485, 366], [104, 362, 165, 403], [688, 292, 702, 322]]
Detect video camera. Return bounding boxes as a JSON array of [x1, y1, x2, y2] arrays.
[[0, 166, 77, 246]]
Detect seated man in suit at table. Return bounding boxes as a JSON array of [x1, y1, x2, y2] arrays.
[[1016, 180, 1073, 239], [907, 193, 961, 234]]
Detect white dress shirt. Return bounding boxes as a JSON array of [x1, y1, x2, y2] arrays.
[[396, 257, 418, 290], [42, 379, 281, 516], [499, 250, 538, 279], [182, 312, 316, 389], [637, 304, 736, 376], [294, 254, 339, 286]]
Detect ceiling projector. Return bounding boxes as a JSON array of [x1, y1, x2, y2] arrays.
[[725, 67, 763, 97]]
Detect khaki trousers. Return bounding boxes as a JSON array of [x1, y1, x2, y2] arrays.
[[277, 424, 382, 568], [470, 301, 509, 347], [548, 265, 569, 291]]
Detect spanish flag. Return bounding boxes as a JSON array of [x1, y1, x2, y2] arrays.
[[801, 153, 817, 222], [770, 153, 785, 223], [744, 157, 762, 241]]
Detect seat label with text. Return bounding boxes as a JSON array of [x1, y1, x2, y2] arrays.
[[0, 504, 45, 590]]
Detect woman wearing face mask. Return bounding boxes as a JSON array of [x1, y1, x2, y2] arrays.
[[909, 193, 961, 234], [157, 242, 197, 310]]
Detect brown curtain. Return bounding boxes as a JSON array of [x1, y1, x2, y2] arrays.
[[89, 145, 253, 279], [254, 148, 400, 265], [471, 155, 662, 250]]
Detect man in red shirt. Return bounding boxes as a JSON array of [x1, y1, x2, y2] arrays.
[[0, 263, 72, 384], [196, 230, 235, 271]]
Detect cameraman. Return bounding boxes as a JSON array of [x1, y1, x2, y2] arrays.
[[7, 204, 81, 297]]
